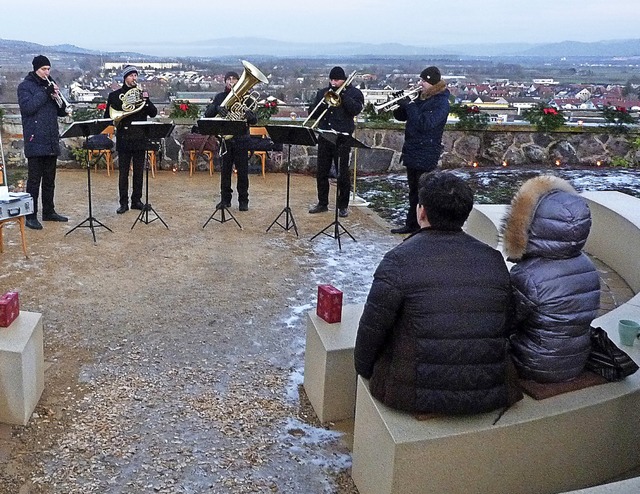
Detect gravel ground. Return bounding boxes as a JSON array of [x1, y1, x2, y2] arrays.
[[0, 168, 399, 493]]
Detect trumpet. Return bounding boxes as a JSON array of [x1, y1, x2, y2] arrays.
[[373, 85, 422, 113], [303, 70, 357, 129], [46, 76, 71, 113]]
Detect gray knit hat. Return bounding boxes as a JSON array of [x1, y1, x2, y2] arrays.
[[122, 65, 139, 80]]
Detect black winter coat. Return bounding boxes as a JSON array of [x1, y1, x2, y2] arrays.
[[354, 228, 512, 415], [104, 84, 158, 152], [307, 84, 364, 134], [393, 81, 450, 172], [203, 89, 258, 145], [17, 72, 67, 158]]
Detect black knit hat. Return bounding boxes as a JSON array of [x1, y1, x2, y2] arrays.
[[420, 66, 441, 84], [122, 65, 139, 80], [225, 71, 240, 81], [32, 55, 51, 71], [329, 66, 347, 80]]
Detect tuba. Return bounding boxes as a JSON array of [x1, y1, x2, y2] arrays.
[[110, 84, 146, 124], [219, 60, 269, 120]]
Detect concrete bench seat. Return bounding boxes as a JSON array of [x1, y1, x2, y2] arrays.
[[0, 311, 44, 425], [349, 191, 640, 493]]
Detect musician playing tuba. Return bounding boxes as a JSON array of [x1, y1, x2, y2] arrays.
[[204, 69, 259, 212], [306, 66, 364, 218], [104, 65, 158, 214]]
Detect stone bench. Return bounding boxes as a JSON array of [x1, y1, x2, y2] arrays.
[[303, 304, 363, 424], [0, 311, 44, 425], [350, 191, 640, 494]]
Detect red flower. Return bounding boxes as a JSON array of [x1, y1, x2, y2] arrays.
[[97, 103, 106, 111], [179, 103, 188, 112], [543, 108, 558, 115], [616, 106, 627, 113]]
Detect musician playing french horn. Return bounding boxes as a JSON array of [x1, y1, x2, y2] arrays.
[[204, 70, 258, 212], [104, 65, 157, 214], [17, 55, 70, 230], [306, 67, 364, 218]]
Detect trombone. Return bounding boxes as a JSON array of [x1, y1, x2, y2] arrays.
[[303, 70, 357, 129]]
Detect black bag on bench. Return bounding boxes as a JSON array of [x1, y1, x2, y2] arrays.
[[585, 326, 639, 381]]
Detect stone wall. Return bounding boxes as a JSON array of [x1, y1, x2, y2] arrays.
[[2, 118, 639, 176]]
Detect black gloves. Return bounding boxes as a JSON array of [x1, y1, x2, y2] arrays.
[[45, 83, 56, 95], [244, 109, 256, 122], [217, 107, 229, 117], [397, 96, 412, 108]]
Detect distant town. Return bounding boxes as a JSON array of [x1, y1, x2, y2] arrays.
[[1, 48, 640, 126]]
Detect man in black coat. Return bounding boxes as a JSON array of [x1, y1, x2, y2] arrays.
[[17, 55, 69, 230], [307, 66, 364, 218], [104, 65, 158, 214], [204, 70, 258, 211], [355, 171, 513, 415], [391, 66, 450, 234]]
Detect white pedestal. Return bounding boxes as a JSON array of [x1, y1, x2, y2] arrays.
[[303, 304, 363, 423], [0, 311, 44, 425]]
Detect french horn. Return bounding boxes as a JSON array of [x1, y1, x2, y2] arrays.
[[110, 84, 146, 124]]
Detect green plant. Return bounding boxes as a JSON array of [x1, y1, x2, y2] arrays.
[[449, 104, 490, 130], [73, 102, 106, 121], [522, 103, 566, 132], [362, 102, 393, 122], [169, 101, 200, 120], [600, 105, 637, 134], [610, 156, 632, 168], [255, 98, 279, 123]]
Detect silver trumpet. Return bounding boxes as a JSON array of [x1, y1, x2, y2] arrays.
[[373, 84, 422, 113], [46, 76, 71, 112]]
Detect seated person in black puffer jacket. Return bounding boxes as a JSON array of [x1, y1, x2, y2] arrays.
[[355, 171, 514, 415], [502, 175, 601, 383]]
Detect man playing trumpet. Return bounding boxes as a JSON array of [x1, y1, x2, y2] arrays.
[[17, 55, 70, 230], [307, 66, 364, 217], [104, 65, 157, 214], [391, 66, 450, 235]]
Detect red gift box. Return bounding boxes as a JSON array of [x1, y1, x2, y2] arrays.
[[317, 284, 343, 323], [0, 291, 20, 328]]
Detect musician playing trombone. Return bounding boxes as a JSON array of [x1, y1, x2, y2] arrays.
[[104, 65, 157, 214], [204, 70, 258, 212], [17, 55, 70, 230], [390, 66, 450, 235], [307, 66, 364, 218]]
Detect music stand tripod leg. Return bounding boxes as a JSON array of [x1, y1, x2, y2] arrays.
[[66, 143, 113, 243], [310, 160, 356, 250], [131, 151, 168, 230], [266, 144, 298, 236]]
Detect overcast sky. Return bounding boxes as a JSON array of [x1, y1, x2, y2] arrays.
[[3, 0, 639, 56]]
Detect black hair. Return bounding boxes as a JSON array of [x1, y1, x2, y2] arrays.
[[418, 171, 474, 230]]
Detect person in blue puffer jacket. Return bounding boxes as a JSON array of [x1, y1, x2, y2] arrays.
[[391, 66, 450, 235], [501, 175, 601, 383]]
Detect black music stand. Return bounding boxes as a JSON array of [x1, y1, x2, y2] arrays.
[[129, 122, 174, 230], [197, 118, 248, 230], [310, 130, 370, 249], [61, 118, 114, 243], [264, 125, 318, 236]]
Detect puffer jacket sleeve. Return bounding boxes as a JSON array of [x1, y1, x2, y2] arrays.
[[354, 252, 404, 379], [405, 94, 449, 132], [17, 80, 49, 117]]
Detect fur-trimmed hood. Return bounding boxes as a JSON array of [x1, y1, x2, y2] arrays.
[[501, 175, 592, 261], [419, 80, 448, 100]]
